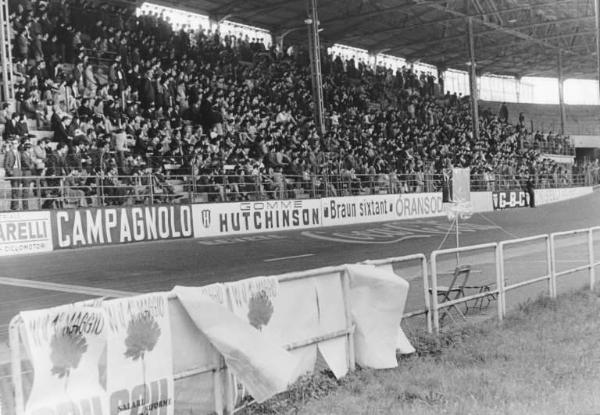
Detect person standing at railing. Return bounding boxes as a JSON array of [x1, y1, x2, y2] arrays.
[[3, 139, 24, 211], [592, 159, 600, 185], [20, 142, 37, 210]]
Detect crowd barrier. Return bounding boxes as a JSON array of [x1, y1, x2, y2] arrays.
[[428, 226, 600, 333], [7, 260, 423, 415], [0, 171, 592, 212], [0, 186, 593, 256]]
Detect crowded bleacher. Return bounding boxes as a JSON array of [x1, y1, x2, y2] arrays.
[[0, 0, 589, 210]]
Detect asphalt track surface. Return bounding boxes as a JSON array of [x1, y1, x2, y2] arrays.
[[2, 191, 600, 351]]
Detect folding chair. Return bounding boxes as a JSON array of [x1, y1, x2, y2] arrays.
[[463, 283, 496, 312], [430, 265, 471, 324]]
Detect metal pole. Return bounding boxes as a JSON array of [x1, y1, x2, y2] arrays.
[[0, 0, 14, 106], [467, 17, 480, 141], [596, 0, 600, 101], [557, 50, 566, 135], [306, 0, 326, 135], [455, 214, 460, 265]]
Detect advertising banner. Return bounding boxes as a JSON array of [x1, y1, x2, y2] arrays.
[[395, 193, 447, 220], [52, 205, 193, 249], [104, 293, 174, 415], [20, 305, 108, 415], [226, 273, 349, 379], [492, 191, 530, 210], [322, 193, 447, 227], [192, 200, 321, 238], [0, 211, 53, 256], [173, 286, 301, 403], [534, 187, 593, 206], [321, 195, 397, 226], [451, 168, 471, 202]]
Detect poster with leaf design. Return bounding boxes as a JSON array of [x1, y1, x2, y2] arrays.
[[103, 293, 173, 415], [227, 277, 278, 332], [20, 305, 108, 415]]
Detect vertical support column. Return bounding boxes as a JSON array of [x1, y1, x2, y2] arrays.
[[0, 0, 14, 106], [595, 0, 600, 102], [437, 66, 445, 96], [557, 50, 566, 135], [306, 0, 326, 135], [467, 17, 479, 141]]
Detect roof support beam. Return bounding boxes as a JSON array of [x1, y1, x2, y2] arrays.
[[372, 14, 593, 54], [410, 0, 575, 56], [337, 0, 576, 44], [281, 1, 439, 33], [210, 0, 295, 20]]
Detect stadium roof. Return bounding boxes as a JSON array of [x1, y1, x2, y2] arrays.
[[149, 0, 599, 79]]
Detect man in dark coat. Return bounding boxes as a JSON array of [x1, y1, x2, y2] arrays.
[[139, 70, 155, 110], [3, 138, 23, 210]]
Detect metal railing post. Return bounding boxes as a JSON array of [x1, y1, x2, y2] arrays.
[[589, 229, 595, 291], [545, 236, 553, 298], [10, 316, 24, 415], [36, 177, 41, 208], [496, 244, 505, 319], [549, 234, 557, 298], [430, 252, 440, 334], [148, 173, 154, 205], [420, 256, 433, 334]]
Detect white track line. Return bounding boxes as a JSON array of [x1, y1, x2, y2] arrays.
[[264, 254, 315, 262], [0, 277, 135, 298]]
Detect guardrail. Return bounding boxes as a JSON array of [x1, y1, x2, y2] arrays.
[[550, 227, 600, 294], [0, 172, 594, 211], [429, 225, 600, 333], [8, 266, 357, 415], [430, 243, 502, 334], [498, 234, 552, 315], [522, 140, 575, 156]]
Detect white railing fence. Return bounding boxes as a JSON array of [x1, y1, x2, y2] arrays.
[[6, 226, 600, 414], [428, 225, 600, 334]]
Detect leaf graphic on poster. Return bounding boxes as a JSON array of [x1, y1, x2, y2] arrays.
[[50, 327, 88, 379], [247, 290, 274, 330], [124, 311, 161, 361]]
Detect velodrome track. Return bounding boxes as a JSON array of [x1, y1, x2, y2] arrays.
[[1, 190, 600, 355]]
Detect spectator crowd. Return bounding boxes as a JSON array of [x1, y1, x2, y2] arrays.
[[0, 0, 586, 209]]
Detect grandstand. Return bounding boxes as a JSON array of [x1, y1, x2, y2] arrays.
[[0, 0, 599, 210], [2, 1, 600, 414]]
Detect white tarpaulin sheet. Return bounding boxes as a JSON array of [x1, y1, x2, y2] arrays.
[[173, 286, 302, 403], [347, 264, 414, 369]]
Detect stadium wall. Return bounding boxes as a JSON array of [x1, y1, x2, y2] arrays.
[[0, 187, 591, 256]]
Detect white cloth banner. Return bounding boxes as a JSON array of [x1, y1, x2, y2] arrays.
[[173, 286, 301, 403], [103, 293, 174, 415], [20, 305, 108, 415], [347, 264, 414, 369]]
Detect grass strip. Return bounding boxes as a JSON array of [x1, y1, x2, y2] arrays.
[[241, 289, 600, 415]]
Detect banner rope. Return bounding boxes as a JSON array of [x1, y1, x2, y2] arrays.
[[475, 212, 522, 240], [435, 216, 457, 251]]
